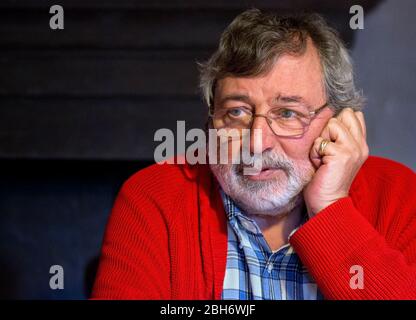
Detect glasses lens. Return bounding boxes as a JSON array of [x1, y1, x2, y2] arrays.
[[269, 120, 305, 136], [267, 107, 309, 136], [211, 105, 315, 137], [212, 107, 252, 130]]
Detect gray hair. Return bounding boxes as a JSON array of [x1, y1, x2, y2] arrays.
[[198, 8, 364, 114]]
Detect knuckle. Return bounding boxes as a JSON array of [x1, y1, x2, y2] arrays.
[[314, 137, 322, 146], [340, 108, 352, 117], [328, 118, 339, 126]]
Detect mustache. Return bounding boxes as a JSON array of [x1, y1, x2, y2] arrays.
[[234, 151, 294, 176]]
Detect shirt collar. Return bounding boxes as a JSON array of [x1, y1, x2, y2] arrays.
[[220, 189, 309, 236], [220, 190, 262, 234]]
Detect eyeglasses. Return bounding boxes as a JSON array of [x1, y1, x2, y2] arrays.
[[209, 102, 329, 137]]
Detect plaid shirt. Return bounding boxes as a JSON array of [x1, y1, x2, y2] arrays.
[[220, 191, 323, 300]]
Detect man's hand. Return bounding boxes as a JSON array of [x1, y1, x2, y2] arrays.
[[303, 108, 369, 217]]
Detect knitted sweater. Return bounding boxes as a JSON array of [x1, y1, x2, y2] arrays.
[[92, 156, 416, 299]]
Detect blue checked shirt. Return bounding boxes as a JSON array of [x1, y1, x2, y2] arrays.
[[220, 191, 323, 300]]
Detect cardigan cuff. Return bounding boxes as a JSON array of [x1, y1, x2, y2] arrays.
[[289, 197, 380, 279]]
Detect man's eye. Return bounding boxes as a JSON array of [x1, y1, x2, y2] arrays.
[[277, 108, 297, 119], [227, 108, 247, 117]]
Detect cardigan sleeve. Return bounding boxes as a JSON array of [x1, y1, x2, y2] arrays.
[[290, 165, 416, 299], [91, 178, 171, 299]]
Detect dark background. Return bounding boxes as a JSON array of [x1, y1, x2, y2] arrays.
[[0, 0, 414, 299]]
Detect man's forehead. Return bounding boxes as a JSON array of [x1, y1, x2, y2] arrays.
[[216, 91, 308, 107], [214, 40, 324, 104]]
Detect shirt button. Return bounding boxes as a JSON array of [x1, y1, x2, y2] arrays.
[[267, 262, 273, 273]]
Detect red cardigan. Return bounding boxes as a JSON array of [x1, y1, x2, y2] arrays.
[[92, 156, 416, 299]]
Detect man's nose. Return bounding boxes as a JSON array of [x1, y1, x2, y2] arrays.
[[249, 115, 278, 155]]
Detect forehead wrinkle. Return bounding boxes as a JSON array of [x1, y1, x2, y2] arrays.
[[219, 94, 251, 105]]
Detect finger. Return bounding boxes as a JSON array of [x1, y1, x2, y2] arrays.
[[320, 117, 353, 146], [310, 137, 325, 169], [310, 136, 324, 163], [336, 108, 364, 143], [310, 136, 338, 160], [355, 111, 367, 140]]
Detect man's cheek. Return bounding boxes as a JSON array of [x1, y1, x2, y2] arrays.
[[283, 141, 314, 162]]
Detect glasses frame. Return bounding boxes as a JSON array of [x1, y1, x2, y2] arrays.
[[209, 101, 329, 137]]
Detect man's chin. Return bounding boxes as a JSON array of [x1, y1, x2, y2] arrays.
[[210, 163, 306, 216], [221, 178, 302, 216], [233, 191, 302, 217]]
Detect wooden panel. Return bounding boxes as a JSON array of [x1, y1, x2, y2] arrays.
[[0, 50, 209, 97], [0, 1, 381, 50], [0, 0, 382, 10], [0, 97, 207, 159], [0, 10, 235, 49]]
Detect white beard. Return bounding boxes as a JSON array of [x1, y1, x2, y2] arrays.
[[210, 150, 315, 217]]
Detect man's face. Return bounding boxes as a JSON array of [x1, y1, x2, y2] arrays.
[[209, 39, 334, 216]]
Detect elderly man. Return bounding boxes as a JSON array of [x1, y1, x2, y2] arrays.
[[92, 9, 416, 299]]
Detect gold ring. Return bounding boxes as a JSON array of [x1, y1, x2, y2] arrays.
[[319, 139, 330, 156]]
